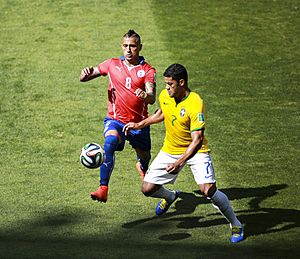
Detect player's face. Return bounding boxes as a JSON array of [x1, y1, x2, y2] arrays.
[[121, 37, 141, 65], [164, 77, 181, 98]]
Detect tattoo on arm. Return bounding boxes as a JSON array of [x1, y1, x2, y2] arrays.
[[144, 82, 156, 104], [145, 82, 156, 95]]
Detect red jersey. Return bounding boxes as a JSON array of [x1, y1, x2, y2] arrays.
[[98, 56, 156, 124]]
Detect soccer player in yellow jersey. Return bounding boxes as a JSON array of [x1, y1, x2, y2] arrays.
[[123, 64, 243, 243]]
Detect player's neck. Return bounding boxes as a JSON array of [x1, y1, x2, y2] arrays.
[[174, 89, 190, 104], [124, 58, 139, 67]]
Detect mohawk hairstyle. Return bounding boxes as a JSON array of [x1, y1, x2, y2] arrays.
[[123, 29, 141, 44]]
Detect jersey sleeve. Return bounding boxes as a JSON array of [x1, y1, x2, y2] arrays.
[[144, 67, 156, 85], [190, 96, 205, 132], [97, 59, 112, 76]]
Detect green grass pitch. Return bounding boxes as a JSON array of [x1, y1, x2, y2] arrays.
[[0, 0, 299, 258]]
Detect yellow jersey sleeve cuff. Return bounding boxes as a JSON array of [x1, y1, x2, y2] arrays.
[[191, 127, 205, 132]]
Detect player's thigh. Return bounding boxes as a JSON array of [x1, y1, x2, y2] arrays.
[[103, 118, 125, 149], [103, 117, 123, 137], [128, 126, 151, 153], [104, 129, 120, 138], [187, 152, 216, 185], [144, 151, 181, 185]]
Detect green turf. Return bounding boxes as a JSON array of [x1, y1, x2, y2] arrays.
[[0, 0, 299, 258]]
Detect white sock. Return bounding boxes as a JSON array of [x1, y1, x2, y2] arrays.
[[210, 190, 242, 228], [151, 186, 175, 203]]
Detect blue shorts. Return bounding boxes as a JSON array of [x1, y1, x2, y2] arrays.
[[103, 117, 151, 151]]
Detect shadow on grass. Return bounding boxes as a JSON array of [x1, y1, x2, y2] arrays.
[[0, 209, 266, 259], [123, 184, 300, 240], [0, 184, 299, 258]]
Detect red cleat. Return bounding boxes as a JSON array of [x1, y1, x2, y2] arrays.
[[90, 185, 108, 203], [136, 162, 146, 181]]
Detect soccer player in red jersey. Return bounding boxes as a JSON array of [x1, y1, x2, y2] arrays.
[[80, 30, 156, 203]]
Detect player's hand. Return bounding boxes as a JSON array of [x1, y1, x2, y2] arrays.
[[134, 88, 147, 100], [80, 66, 94, 81], [166, 163, 180, 174], [123, 122, 138, 136]]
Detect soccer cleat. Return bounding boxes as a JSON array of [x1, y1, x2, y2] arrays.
[[231, 226, 244, 243], [90, 185, 108, 203], [136, 162, 146, 180], [155, 190, 180, 216]]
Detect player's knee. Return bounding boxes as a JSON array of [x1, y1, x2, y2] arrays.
[[199, 183, 217, 198], [104, 135, 119, 154], [141, 182, 153, 197], [141, 186, 151, 197]]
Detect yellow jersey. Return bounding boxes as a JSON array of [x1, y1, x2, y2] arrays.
[[159, 89, 209, 155]]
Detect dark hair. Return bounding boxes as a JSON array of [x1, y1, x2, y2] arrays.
[[163, 63, 188, 83], [123, 29, 141, 44]]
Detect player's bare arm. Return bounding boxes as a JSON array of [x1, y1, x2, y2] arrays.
[[122, 108, 164, 136], [134, 82, 156, 104], [166, 130, 204, 174], [80, 66, 101, 82], [144, 81, 156, 104]]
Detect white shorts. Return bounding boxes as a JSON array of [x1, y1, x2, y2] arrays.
[[144, 150, 216, 185]]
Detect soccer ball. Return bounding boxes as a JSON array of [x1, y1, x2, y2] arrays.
[[80, 143, 106, 169]]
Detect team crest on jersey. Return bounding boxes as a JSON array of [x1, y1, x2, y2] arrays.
[[137, 70, 145, 78], [180, 108, 186, 117]]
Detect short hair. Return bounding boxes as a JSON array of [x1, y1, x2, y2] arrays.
[[163, 63, 188, 83], [123, 29, 141, 44]]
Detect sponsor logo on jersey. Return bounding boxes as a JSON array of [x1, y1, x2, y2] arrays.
[[115, 66, 122, 71], [137, 70, 145, 78], [180, 108, 186, 117]]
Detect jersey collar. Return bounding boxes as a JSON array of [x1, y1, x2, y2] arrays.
[[120, 56, 145, 65]]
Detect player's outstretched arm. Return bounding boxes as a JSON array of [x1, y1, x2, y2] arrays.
[[80, 66, 101, 82], [123, 108, 164, 136]]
